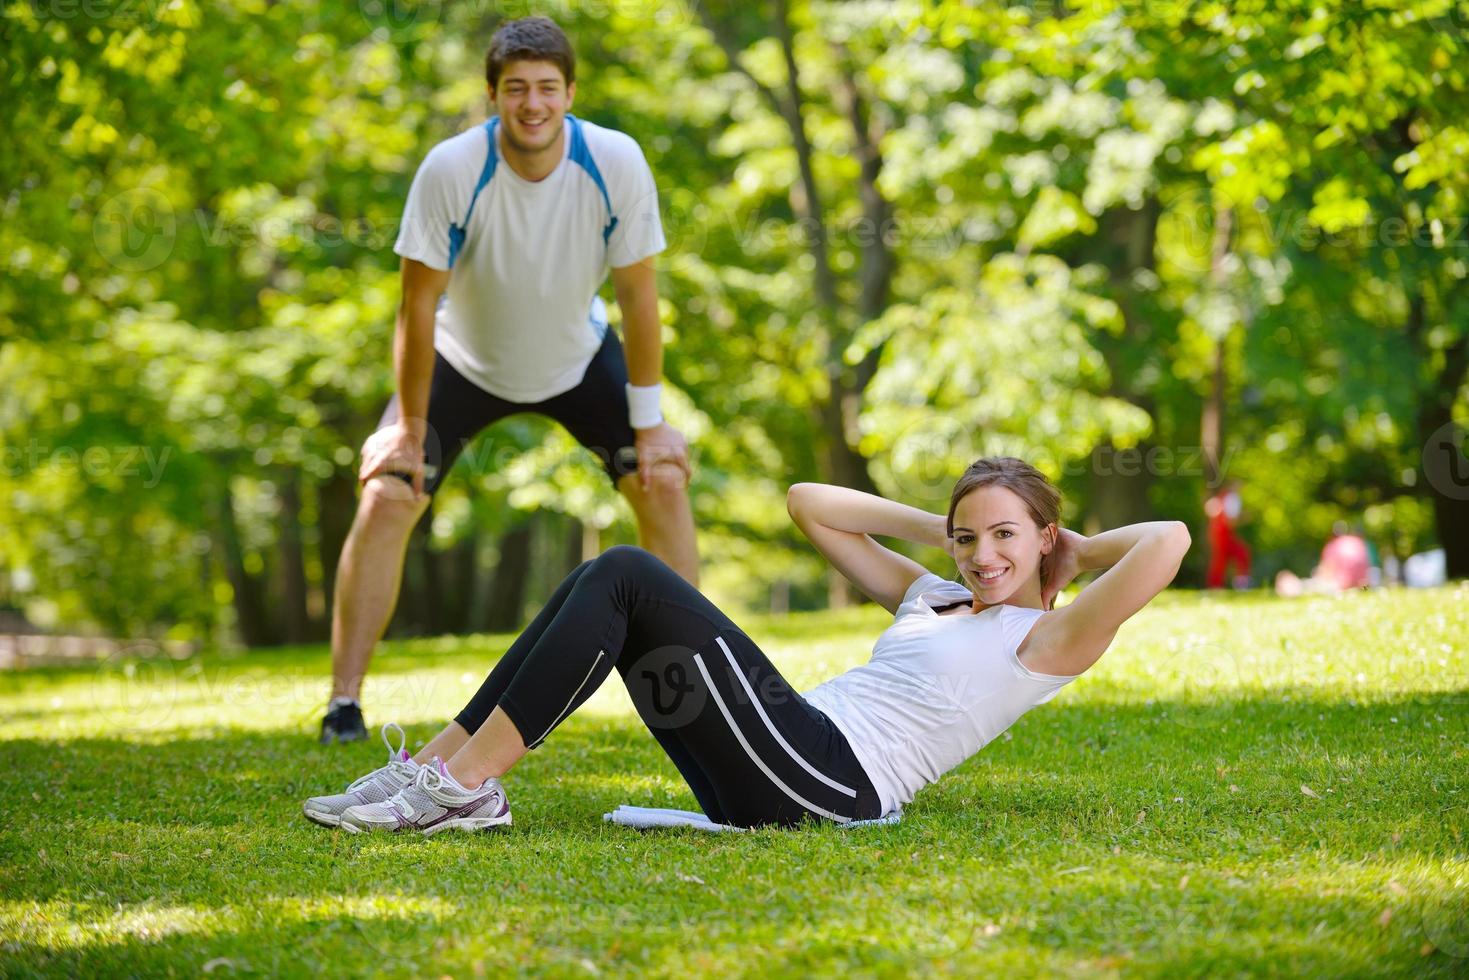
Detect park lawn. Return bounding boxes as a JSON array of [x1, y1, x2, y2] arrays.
[[1, 586, 1466, 977]]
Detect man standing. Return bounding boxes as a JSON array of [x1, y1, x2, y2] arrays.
[[321, 16, 698, 742]]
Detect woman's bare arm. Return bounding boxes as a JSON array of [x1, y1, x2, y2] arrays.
[[786, 484, 948, 613], [1022, 521, 1191, 676]]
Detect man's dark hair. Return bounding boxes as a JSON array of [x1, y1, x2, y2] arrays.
[[486, 16, 576, 89]]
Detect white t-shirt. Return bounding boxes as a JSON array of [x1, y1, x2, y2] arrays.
[[803, 573, 1078, 815], [393, 115, 666, 402]]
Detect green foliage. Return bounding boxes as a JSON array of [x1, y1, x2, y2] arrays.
[[2, 0, 1466, 638]]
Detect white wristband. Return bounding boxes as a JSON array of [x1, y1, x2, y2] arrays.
[[626, 383, 663, 430]]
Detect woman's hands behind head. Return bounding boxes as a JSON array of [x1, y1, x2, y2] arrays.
[[1040, 528, 1087, 610]]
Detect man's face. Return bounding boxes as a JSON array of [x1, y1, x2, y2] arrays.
[[491, 59, 574, 154]]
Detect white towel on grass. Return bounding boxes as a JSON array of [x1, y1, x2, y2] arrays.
[[602, 805, 902, 832]]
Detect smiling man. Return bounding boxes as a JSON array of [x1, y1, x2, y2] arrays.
[[320, 16, 699, 743]]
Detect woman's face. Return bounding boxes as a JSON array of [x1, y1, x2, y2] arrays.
[[949, 485, 1053, 604]]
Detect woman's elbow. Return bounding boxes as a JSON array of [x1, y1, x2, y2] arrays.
[[786, 483, 813, 519], [1165, 521, 1192, 562], [787, 481, 822, 514]]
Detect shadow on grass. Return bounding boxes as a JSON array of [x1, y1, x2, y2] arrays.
[[2, 879, 1454, 979], [2, 693, 1461, 848], [0, 606, 892, 693], [2, 692, 1465, 975], [0, 636, 507, 687]]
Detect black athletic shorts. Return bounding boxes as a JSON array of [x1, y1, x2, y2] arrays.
[[377, 329, 639, 494]]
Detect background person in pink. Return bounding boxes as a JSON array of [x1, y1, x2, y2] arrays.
[[1318, 524, 1372, 590], [1275, 522, 1373, 596]]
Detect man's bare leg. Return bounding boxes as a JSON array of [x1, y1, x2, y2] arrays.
[[618, 471, 699, 585], [328, 477, 432, 704]]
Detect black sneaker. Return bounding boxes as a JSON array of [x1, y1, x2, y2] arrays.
[[320, 700, 368, 744]]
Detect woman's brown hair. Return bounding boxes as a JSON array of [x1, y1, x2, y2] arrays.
[[947, 457, 1062, 585]]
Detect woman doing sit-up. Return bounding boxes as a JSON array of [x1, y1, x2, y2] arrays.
[[303, 456, 1190, 833]]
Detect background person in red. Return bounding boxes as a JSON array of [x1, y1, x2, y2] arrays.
[[1205, 480, 1251, 589]]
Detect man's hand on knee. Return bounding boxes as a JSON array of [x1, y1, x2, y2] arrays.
[[632, 422, 691, 492], [359, 423, 427, 500]]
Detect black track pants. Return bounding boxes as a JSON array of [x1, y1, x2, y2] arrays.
[[454, 546, 882, 828]]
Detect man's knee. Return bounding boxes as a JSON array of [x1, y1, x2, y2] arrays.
[[357, 476, 431, 528], [619, 472, 687, 522]]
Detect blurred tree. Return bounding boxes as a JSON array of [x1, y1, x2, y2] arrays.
[[2, 0, 1464, 644]]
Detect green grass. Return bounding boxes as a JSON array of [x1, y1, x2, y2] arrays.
[[2, 586, 1467, 977]]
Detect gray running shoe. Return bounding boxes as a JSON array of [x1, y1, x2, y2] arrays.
[[303, 723, 419, 827], [339, 759, 512, 836]]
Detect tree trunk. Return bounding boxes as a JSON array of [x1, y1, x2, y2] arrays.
[[1374, 118, 1469, 578], [464, 530, 496, 634], [200, 535, 223, 645], [581, 521, 601, 563], [1071, 201, 1166, 528], [428, 529, 477, 636], [483, 520, 533, 633], [1200, 205, 1235, 487], [451, 529, 479, 633], [1089, 440, 1159, 532], [1426, 427, 1469, 578], [1200, 341, 1227, 487], [317, 466, 358, 620], [698, 1, 882, 505], [819, 387, 880, 495], [698, 2, 897, 606], [566, 516, 588, 573], [214, 482, 273, 647], [421, 516, 445, 636], [275, 470, 311, 645], [1414, 286, 1469, 577], [770, 578, 790, 615]]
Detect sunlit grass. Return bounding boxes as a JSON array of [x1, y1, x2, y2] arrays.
[[2, 585, 1466, 976]]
